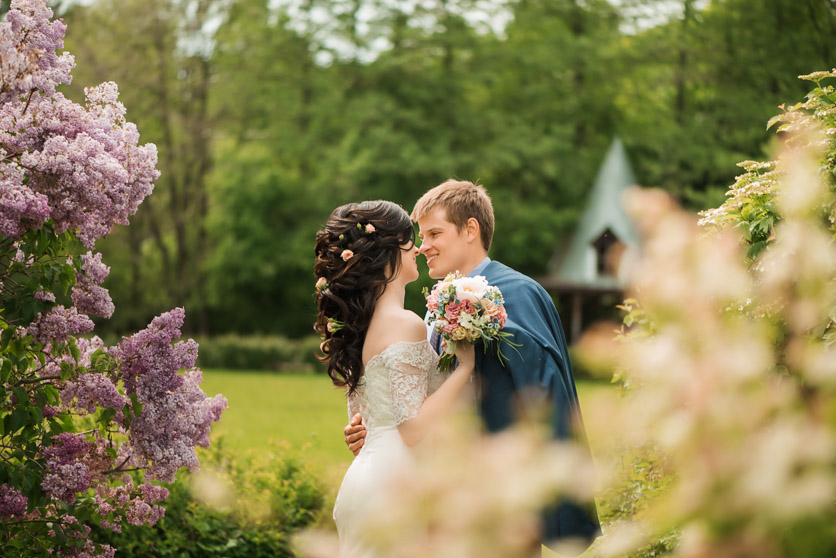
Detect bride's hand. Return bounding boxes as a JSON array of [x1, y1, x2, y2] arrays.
[[454, 341, 475, 372]]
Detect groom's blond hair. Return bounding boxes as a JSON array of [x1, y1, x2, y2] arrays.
[[411, 179, 495, 251]]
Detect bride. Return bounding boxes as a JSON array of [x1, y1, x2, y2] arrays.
[[313, 200, 474, 557]]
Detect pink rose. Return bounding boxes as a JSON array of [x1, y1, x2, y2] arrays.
[[341, 250, 354, 261], [427, 294, 439, 311], [442, 322, 457, 334], [497, 307, 507, 326], [481, 298, 500, 317], [315, 277, 328, 290], [436, 280, 453, 294], [445, 302, 461, 321], [365, 224, 375, 233]]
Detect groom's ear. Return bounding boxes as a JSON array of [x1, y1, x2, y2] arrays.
[[465, 217, 481, 243]]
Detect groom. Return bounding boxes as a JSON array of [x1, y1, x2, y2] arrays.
[[344, 179, 601, 553]]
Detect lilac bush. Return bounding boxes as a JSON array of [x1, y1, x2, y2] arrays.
[[0, 1, 227, 555]]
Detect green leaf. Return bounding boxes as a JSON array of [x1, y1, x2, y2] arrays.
[[98, 407, 117, 426], [42, 383, 61, 406], [129, 392, 144, 418], [13, 386, 30, 406], [0, 358, 12, 383], [0, 327, 14, 350], [53, 524, 69, 545], [69, 341, 81, 364], [89, 349, 111, 373], [29, 406, 43, 424], [11, 407, 29, 433]]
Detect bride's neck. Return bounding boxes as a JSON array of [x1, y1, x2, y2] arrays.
[[377, 279, 406, 308]]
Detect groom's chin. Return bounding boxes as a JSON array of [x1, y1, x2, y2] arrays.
[[427, 268, 444, 280]]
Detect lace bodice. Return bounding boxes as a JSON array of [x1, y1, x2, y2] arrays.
[[347, 340, 442, 431]]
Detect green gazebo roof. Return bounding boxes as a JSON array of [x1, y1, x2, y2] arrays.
[[548, 137, 640, 292]]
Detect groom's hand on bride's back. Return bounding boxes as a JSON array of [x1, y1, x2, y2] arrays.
[[344, 413, 366, 456]]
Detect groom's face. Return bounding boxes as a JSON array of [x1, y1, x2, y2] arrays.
[[416, 208, 474, 279]]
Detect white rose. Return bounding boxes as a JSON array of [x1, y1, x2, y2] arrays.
[[453, 275, 489, 303]]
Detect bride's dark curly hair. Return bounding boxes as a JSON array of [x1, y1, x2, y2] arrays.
[[314, 200, 416, 394]]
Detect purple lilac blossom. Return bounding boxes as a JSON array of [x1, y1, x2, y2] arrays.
[[65, 541, 116, 558], [0, 483, 28, 520], [139, 482, 169, 503], [42, 462, 91, 503], [114, 309, 226, 482], [41, 434, 92, 502], [41, 335, 106, 379], [125, 498, 165, 527], [41, 433, 118, 503], [34, 290, 56, 302], [82, 435, 118, 480], [98, 518, 122, 534], [1, 0, 159, 249], [60, 373, 125, 415], [0, 0, 74, 103], [127, 368, 227, 482], [0, 169, 51, 236], [113, 308, 194, 397], [27, 305, 94, 344], [46, 515, 116, 558], [71, 252, 114, 318], [43, 433, 91, 465], [16, 90, 159, 248]]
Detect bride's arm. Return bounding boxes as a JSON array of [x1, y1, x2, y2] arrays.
[[396, 343, 474, 447]]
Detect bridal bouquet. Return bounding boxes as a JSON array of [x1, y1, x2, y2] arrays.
[[424, 272, 513, 372]]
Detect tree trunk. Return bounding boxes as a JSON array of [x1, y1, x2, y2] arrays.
[[675, 0, 693, 124], [570, 0, 587, 149]]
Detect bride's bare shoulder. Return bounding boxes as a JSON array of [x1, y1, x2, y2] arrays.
[[364, 308, 427, 362], [377, 307, 426, 341], [397, 309, 428, 339]]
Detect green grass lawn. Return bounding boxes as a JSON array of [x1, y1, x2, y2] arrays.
[[200, 370, 353, 470], [200, 369, 609, 470]]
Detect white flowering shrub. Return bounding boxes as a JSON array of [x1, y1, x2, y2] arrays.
[[0, 2, 226, 555], [579, 70, 836, 558]]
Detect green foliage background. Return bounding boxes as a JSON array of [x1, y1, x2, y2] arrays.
[[52, 0, 836, 337]]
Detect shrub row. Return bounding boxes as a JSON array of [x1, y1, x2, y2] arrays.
[[96, 442, 327, 557], [193, 334, 324, 372]]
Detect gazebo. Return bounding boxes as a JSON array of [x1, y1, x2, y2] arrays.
[[539, 137, 641, 343]]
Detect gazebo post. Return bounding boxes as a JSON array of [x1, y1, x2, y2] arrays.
[[571, 293, 582, 343]]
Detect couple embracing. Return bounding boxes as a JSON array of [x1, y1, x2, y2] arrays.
[[313, 180, 601, 557]]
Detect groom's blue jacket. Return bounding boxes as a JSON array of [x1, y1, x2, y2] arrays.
[[475, 261, 601, 549]]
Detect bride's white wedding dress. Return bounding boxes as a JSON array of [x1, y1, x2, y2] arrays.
[[333, 339, 442, 558]]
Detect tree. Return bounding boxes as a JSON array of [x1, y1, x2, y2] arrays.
[[61, 0, 224, 334]]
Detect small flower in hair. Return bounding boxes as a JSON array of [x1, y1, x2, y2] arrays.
[[315, 277, 328, 291], [327, 318, 345, 333], [364, 223, 375, 234], [341, 249, 354, 261]]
